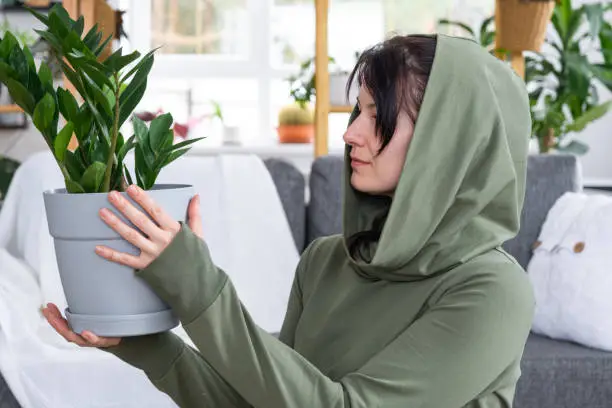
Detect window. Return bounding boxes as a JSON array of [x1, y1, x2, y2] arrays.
[[118, 0, 495, 148]]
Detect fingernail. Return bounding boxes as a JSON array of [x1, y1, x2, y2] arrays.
[[196, 194, 200, 203], [128, 185, 138, 194]]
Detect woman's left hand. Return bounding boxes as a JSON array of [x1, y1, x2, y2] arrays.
[[95, 184, 202, 269]]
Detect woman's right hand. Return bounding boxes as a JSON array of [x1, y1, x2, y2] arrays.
[[42, 303, 121, 348]]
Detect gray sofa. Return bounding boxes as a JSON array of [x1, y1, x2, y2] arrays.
[[2, 153, 611, 408]]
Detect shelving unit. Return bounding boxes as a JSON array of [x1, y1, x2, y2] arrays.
[[0, 105, 23, 114], [314, 0, 355, 157]]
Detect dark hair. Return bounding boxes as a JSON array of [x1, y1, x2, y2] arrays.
[[346, 34, 437, 154], [345, 35, 437, 261]]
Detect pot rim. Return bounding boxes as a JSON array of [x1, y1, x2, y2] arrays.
[[43, 184, 194, 196]]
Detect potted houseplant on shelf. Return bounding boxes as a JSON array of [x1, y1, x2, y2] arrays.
[[437, 0, 612, 154], [277, 102, 314, 144], [286, 54, 358, 108], [495, 0, 556, 53], [526, 0, 612, 154], [0, 5, 203, 337]]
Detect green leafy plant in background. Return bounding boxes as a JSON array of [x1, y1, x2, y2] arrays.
[[0, 5, 201, 194], [287, 56, 335, 108], [437, 0, 612, 155], [0, 20, 36, 47], [438, 16, 497, 50], [527, 0, 612, 154]]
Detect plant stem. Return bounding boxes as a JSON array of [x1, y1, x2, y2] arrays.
[[103, 73, 121, 192]]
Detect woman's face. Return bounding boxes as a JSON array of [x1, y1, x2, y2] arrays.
[[343, 86, 415, 196]]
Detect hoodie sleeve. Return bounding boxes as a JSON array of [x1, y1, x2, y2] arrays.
[[106, 332, 251, 407], [104, 225, 308, 407], [136, 225, 535, 408]]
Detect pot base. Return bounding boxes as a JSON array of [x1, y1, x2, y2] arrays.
[[65, 308, 179, 337]]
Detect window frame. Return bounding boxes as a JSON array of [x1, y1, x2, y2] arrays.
[[123, 0, 298, 144]]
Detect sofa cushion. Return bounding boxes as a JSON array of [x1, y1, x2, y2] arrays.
[[307, 155, 344, 244], [263, 158, 306, 252], [502, 154, 581, 269], [515, 333, 612, 408], [0, 372, 20, 408]]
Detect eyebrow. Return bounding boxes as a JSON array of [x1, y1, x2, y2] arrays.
[[356, 97, 376, 109]]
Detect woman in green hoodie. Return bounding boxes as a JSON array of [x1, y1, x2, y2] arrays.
[[43, 33, 535, 407]]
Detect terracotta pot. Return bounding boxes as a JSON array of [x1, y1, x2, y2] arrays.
[[495, 0, 556, 52], [277, 125, 314, 144]]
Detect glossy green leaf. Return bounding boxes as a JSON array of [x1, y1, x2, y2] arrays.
[[149, 113, 173, 152], [70, 57, 114, 89], [22, 46, 36, 77], [33, 93, 56, 131], [566, 101, 612, 133], [118, 135, 136, 164], [104, 48, 140, 71], [118, 80, 147, 127], [0, 32, 18, 60], [57, 88, 80, 123], [54, 122, 74, 161], [164, 147, 191, 167], [94, 34, 113, 57], [26, 6, 50, 26], [34, 30, 64, 56], [8, 46, 29, 86], [437, 19, 475, 37], [48, 12, 70, 40], [124, 165, 134, 186], [583, 4, 603, 40], [64, 150, 86, 182], [72, 16, 85, 37], [119, 51, 154, 89], [5, 78, 35, 113], [38, 62, 53, 90], [0, 61, 18, 83], [65, 178, 86, 193], [78, 70, 113, 117], [82, 23, 101, 49], [557, 140, 589, 155], [80, 161, 106, 192], [165, 137, 204, 153], [591, 64, 612, 89]]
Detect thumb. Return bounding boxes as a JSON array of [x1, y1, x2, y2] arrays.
[[187, 194, 203, 239]]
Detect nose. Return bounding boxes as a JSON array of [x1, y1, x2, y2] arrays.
[[343, 114, 366, 147]]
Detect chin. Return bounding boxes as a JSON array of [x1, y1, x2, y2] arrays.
[[351, 174, 393, 196]]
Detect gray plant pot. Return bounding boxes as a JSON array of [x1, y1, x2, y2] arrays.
[[43, 184, 195, 337]]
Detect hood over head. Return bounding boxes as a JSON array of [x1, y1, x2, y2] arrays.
[[342, 34, 531, 282]]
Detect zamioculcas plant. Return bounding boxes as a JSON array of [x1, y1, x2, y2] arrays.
[[0, 4, 202, 337], [0, 4, 201, 194]]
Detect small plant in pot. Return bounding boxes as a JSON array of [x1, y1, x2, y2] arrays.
[[0, 5, 202, 336], [277, 103, 314, 144]]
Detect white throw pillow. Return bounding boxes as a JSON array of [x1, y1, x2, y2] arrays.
[[528, 191, 612, 351]]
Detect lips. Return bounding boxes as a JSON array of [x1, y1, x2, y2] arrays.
[[350, 157, 370, 167]]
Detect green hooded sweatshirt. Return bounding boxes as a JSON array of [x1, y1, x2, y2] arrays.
[[107, 34, 535, 407]]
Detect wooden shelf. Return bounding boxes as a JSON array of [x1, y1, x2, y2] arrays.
[[329, 105, 354, 113], [0, 105, 23, 114]]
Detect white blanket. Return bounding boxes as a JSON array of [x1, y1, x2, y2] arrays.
[[528, 191, 612, 351], [0, 151, 299, 408]]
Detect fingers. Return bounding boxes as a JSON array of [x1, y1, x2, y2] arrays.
[[99, 207, 157, 254], [42, 304, 121, 348], [125, 185, 180, 232], [95, 245, 147, 269], [42, 303, 89, 347], [81, 331, 121, 347], [106, 190, 165, 241], [187, 194, 203, 239]]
